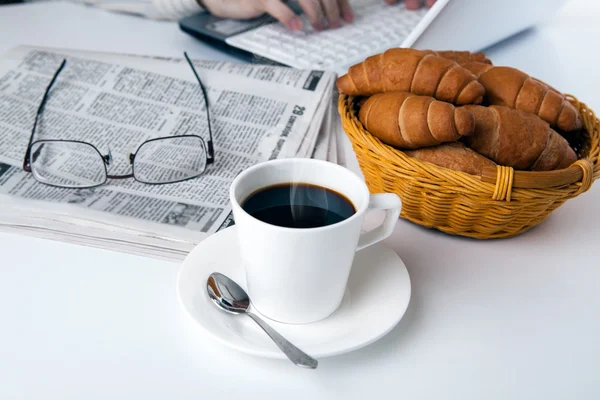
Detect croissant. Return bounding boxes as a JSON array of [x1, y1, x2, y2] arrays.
[[426, 50, 492, 65], [358, 92, 474, 149], [462, 105, 577, 171], [462, 62, 582, 132], [337, 49, 485, 105], [404, 142, 496, 175]]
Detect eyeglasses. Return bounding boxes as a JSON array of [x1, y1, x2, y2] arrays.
[[22, 53, 215, 189]]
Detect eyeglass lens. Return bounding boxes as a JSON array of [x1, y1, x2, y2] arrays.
[[30, 141, 107, 188], [133, 136, 208, 184]]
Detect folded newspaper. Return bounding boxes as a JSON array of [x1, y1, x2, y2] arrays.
[[0, 46, 343, 260]]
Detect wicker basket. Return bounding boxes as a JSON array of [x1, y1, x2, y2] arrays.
[[339, 94, 600, 239]]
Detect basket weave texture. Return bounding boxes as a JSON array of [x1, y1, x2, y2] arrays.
[[339, 94, 600, 239]]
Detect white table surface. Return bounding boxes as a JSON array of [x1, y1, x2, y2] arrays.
[[1, 1, 599, 399]]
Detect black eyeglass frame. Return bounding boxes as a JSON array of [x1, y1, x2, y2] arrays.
[[22, 52, 215, 189]]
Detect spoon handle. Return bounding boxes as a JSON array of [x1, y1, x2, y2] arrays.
[[247, 313, 318, 369]]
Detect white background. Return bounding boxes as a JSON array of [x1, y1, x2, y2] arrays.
[[0, 1, 599, 399]]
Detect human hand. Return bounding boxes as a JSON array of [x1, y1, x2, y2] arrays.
[[201, 0, 353, 31], [200, 0, 436, 32], [386, 0, 437, 9]]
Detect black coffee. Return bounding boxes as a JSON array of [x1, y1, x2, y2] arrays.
[[242, 183, 355, 228]]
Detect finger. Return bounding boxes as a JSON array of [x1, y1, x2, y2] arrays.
[[405, 0, 422, 10], [299, 0, 326, 30], [338, 0, 354, 22], [321, 0, 342, 28], [262, 0, 303, 30], [425, 0, 436, 7]]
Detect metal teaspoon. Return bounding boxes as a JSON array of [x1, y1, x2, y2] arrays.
[[207, 272, 318, 369]]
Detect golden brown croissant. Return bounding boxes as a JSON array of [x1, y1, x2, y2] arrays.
[[426, 50, 492, 65], [337, 49, 485, 105], [358, 92, 475, 149], [404, 142, 496, 175], [462, 105, 577, 171], [462, 62, 582, 132]]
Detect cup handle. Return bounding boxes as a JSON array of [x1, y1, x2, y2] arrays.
[[356, 193, 402, 251]]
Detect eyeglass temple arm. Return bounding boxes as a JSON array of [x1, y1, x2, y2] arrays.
[[23, 59, 67, 172], [184, 52, 215, 165]]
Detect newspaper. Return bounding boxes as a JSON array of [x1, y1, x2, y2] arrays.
[[0, 46, 338, 260]]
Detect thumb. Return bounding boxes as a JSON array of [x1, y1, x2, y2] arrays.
[[262, 0, 303, 30]]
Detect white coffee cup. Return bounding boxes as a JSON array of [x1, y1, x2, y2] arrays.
[[230, 159, 401, 324]]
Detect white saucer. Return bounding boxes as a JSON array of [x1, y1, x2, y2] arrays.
[[177, 226, 411, 359]]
